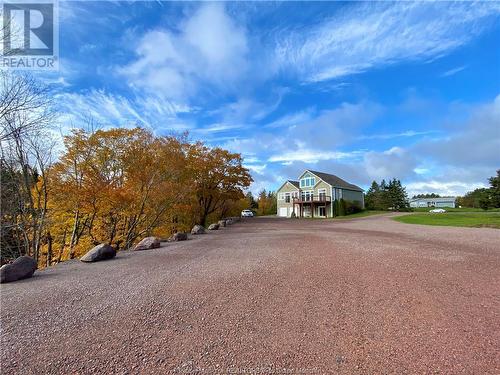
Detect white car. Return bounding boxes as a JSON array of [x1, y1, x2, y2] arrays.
[[429, 208, 446, 213], [241, 209, 254, 217]]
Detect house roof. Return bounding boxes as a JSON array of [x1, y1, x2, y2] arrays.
[[276, 180, 300, 192], [410, 197, 456, 202], [307, 170, 364, 192]]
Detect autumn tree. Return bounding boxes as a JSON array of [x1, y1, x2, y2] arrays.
[[256, 190, 277, 216], [187, 143, 252, 226]]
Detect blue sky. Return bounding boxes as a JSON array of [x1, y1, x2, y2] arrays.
[[43, 1, 500, 196]]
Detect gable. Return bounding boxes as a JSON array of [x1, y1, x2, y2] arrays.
[[298, 170, 328, 189], [277, 180, 300, 193]]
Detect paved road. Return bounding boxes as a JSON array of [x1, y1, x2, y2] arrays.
[[1, 215, 499, 374]]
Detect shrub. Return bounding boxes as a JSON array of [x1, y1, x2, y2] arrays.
[[345, 200, 363, 215]]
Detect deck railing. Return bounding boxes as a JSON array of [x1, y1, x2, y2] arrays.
[[292, 195, 331, 203]]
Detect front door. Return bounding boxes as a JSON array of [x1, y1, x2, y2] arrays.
[[319, 206, 326, 217]]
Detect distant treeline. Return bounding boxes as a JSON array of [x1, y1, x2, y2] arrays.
[[456, 170, 500, 210]]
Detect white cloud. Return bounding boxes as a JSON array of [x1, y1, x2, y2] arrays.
[[264, 107, 316, 129], [406, 180, 487, 198], [275, 2, 500, 82], [119, 3, 248, 101], [245, 163, 268, 175], [416, 94, 500, 167], [363, 146, 418, 180], [359, 130, 437, 140], [440, 65, 467, 78], [55, 89, 193, 132], [269, 149, 362, 163]]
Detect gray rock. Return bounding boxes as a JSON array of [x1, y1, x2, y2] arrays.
[[225, 218, 234, 225], [134, 237, 161, 251], [218, 220, 226, 227], [208, 223, 220, 230], [191, 225, 206, 235], [80, 244, 116, 262], [169, 232, 188, 241], [0, 256, 37, 283]]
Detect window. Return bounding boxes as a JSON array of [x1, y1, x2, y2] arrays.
[[318, 188, 326, 201], [300, 176, 316, 187], [285, 193, 291, 203], [301, 191, 313, 202]]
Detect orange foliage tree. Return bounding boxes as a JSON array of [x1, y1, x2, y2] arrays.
[[186, 142, 253, 226], [42, 127, 252, 262]]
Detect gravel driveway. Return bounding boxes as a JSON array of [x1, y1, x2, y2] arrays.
[[2, 214, 499, 374]]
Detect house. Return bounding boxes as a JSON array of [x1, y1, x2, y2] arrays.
[[409, 197, 456, 208], [276, 170, 364, 218]]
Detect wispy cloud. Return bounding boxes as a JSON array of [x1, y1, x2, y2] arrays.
[[55, 89, 193, 132], [264, 107, 316, 129], [118, 3, 249, 102], [440, 65, 467, 77], [268, 149, 363, 163], [359, 130, 438, 140], [275, 2, 500, 82]]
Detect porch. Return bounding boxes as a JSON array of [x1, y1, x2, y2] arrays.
[[292, 195, 332, 218]]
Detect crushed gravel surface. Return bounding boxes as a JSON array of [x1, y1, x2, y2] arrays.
[[1, 214, 499, 374]]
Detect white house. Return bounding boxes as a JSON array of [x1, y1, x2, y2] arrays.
[[409, 197, 456, 208]]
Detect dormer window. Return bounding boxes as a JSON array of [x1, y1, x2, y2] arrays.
[[300, 176, 315, 187]]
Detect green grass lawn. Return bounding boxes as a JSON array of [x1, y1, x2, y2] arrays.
[[412, 207, 500, 213], [394, 212, 500, 228]]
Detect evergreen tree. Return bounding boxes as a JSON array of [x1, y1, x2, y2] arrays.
[[245, 191, 258, 209], [365, 181, 381, 210], [387, 179, 409, 211], [488, 170, 500, 208]]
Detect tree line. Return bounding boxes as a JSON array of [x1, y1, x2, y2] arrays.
[[1, 72, 252, 266], [365, 178, 410, 211], [456, 170, 500, 210], [243, 190, 277, 216]]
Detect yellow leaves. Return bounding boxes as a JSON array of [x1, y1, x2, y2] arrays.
[[45, 127, 253, 256]]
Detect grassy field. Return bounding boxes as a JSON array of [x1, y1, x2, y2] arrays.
[[394, 212, 500, 228], [412, 207, 500, 213]]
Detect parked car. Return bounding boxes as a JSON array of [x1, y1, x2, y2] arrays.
[[429, 208, 446, 213], [241, 209, 254, 217]]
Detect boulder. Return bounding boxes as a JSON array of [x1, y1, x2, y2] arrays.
[[0, 256, 37, 283], [169, 232, 188, 242], [225, 218, 234, 225], [208, 223, 220, 230], [134, 236, 161, 251], [191, 225, 206, 235], [80, 244, 116, 262], [218, 220, 226, 227]]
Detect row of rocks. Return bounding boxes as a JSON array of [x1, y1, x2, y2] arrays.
[[1, 218, 243, 282], [207, 217, 240, 231]]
